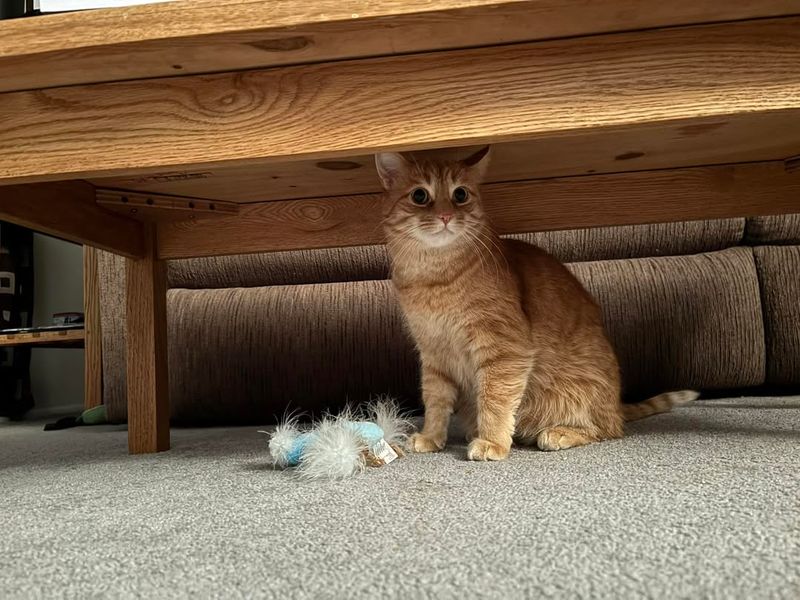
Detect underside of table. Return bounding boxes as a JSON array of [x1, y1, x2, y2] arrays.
[[1, 0, 799, 453]]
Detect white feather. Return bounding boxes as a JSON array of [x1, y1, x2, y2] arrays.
[[365, 395, 413, 447], [266, 416, 301, 468], [296, 417, 366, 480]]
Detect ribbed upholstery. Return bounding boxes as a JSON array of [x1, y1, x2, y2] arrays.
[[167, 218, 744, 289], [97, 250, 127, 419], [753, 246, 800, 386], [745, 214, 800, 245], [100, 246, 767, 424], [168, 246, 389, 289], [569, 248, 765, 399], [165, 282, 418, 424], [516, 218, 744, 264], [103, 279, 417, 424]]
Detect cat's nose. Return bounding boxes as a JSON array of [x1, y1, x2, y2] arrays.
[[439, 213, 453, 225]]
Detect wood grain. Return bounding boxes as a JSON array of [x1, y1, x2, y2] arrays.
[[0, 181, 144, 257], [93, 112, 800, 203], [2, 18, 800, 185], [2, 0, 799, 92], [485, 163, 800, 234], [126, 224, 169, 454], [0, 328, 84, 347], [157, 161, 800, 259], [161, 193, 383, 257], [83, 246, 103, 409]]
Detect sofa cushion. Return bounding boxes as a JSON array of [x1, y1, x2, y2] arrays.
[[753, 246, 800, 386], [569, 247, 765, 398], [167, 246, 389, 289], [744, 214, 800, 245], [516, 218, 744, 264], [167, 218, 745, 289]]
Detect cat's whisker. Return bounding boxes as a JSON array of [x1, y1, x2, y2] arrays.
[[477, 227, 510, 275], [461, 230, 488, 274], [398, 240, 418, 266], [472, 224, 507, 269], [389, 239, 411, 268], [465, 229, 501, 284], [464, 230, 490, 273], [467, 230, 497, 275], [392, 231, 421, 267], [489, 235, 510, 269]]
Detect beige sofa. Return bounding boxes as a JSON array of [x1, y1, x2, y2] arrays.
[[97, 214, 800, 424]]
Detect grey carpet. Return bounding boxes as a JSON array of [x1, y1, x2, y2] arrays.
[[1, 398, 798, 599]]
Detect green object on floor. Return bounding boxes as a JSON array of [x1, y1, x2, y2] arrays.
[[44, 405, 108, 431], [79, 405, 107, 425]]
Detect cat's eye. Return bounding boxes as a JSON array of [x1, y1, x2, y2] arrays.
[[410, 188, 429, 206], [453, 187, 469, 204]]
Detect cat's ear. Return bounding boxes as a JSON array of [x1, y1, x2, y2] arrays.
[[375, 152, 410, 189], [461, 146, 491, 181]]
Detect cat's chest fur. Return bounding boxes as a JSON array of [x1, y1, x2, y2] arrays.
[[395, 283, 477, 386]]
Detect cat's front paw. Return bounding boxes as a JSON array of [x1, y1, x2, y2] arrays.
[[467, 438, 509, 461], [407, 433, 445, 453]]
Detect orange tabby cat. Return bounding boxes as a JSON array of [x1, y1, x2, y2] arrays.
[[376, 147, 698, 461]]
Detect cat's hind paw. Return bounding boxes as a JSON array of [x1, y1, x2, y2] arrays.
[[536, 426, 593, 451]]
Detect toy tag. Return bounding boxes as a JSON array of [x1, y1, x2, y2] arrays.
[[371, 439, 398, 465]]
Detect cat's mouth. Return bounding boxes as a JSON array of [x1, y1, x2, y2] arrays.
[[416, 225, 460, 248]]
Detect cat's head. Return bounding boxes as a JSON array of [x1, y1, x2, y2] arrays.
[[375, 147, 491, 249]]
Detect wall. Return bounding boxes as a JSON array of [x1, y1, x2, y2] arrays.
[[29, 234, 84, 416]]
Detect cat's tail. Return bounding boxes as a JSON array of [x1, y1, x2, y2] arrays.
[[622, 390, 699, 422]]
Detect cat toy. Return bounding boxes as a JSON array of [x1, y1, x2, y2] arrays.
[[264, 398, 412, 479]]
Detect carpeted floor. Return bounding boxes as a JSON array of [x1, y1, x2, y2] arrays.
[[1, 397, 798, 599]]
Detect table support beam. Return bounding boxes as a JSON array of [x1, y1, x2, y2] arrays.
[[155, 161, 800, 259], [0, 181, 144, 257]]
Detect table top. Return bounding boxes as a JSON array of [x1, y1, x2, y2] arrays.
[[0, 1, 799, 261], [3, 0, 798, 93]]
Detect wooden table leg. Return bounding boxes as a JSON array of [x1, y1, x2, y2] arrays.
[[125, 224, 169, 453], [83, 245, 103, 410]]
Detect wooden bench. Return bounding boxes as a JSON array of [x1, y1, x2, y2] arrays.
[[1, 0, 799, 453]]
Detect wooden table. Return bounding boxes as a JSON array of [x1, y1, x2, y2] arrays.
[[1, 0, 799, 453]]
